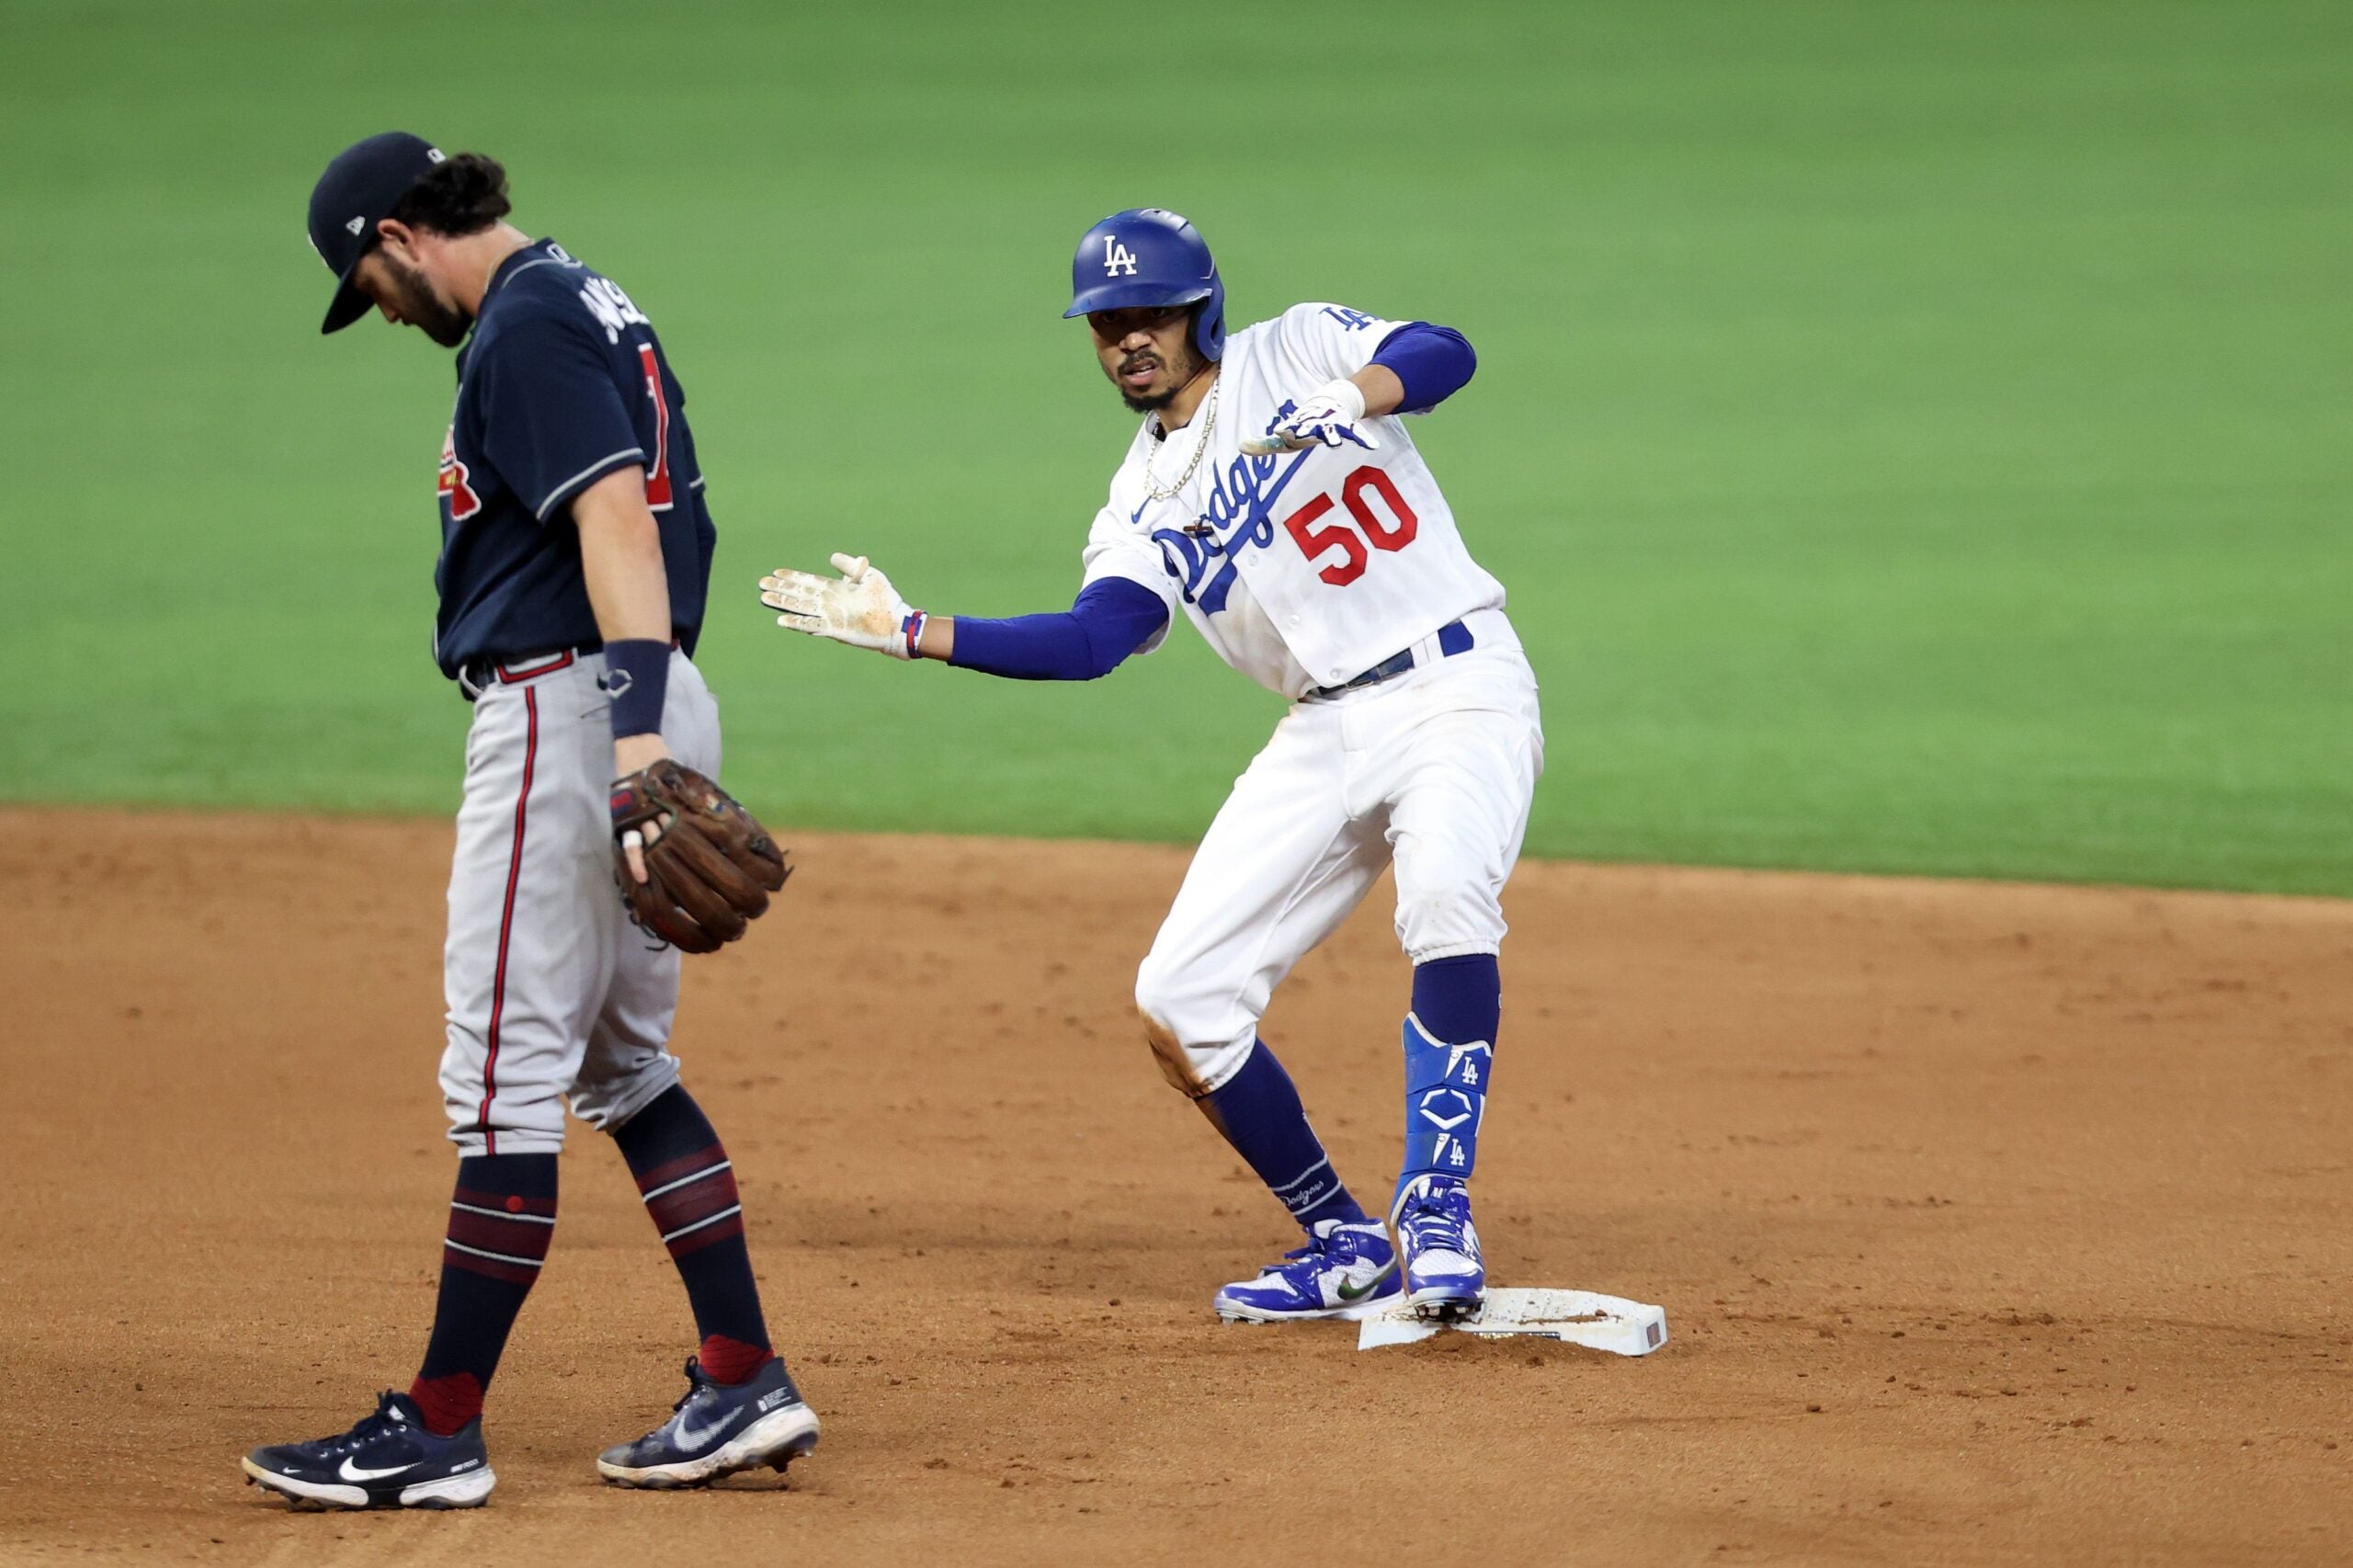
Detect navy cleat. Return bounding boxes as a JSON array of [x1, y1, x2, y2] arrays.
[[597, 1356, 820, 1488], [242, 1392, 494, 1510], [1392, 1173, 1486, 1321], [1213, 1218, 1401, 1323]]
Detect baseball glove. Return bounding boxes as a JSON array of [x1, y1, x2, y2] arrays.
[[609, 759, 792, 954]]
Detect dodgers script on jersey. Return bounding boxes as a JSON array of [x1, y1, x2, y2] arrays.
[[1081, 302, 1506, 697]]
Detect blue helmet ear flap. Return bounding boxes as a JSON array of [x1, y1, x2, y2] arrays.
[[1192, 278, 1225, 362]]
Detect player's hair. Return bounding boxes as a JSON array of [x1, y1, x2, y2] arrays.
[[386, 152, 512, 237]]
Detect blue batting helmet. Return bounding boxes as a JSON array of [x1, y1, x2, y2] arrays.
[[1063, 208, 1225, 362]]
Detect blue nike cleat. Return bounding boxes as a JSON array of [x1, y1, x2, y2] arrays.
[[241, 1392, 494, 1510], [597, 1356, 820, 1488], [1392, 1173, 1486, 1321], [1213, 1218, 1401, 1323]]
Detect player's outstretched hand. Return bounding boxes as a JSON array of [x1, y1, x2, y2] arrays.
[[758, 552, 920, 659], [1238, 377, 1381, 457]]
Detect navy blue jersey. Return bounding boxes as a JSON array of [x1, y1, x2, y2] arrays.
[[432, 239, 715, 676]]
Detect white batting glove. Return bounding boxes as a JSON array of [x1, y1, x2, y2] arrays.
[[1239, 377, 1381, 456], [758, 552, 923, 660]]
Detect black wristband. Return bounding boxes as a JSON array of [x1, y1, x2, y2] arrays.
[[603, 639, 672, 739]]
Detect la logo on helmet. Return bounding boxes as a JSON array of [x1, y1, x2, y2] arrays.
[[1102, 237, 1138, 277]]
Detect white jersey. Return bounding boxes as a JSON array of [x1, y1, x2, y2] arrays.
[[1080, 302, 1506, 699]]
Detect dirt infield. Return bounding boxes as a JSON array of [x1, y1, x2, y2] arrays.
[[1, 809, 2347, 1565]]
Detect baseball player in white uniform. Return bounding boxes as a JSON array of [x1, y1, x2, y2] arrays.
[[760, 208, 1542, 1324]]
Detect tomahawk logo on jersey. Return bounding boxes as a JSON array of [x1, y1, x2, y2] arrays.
[[1084, 301, 1506, 699], [438, 426, 482, 521]]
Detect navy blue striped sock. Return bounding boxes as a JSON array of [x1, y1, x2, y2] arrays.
[[411, 1152, 558, 1435], [1200, 1039, 1367, 1231], [613, 1085, 772, 1383]]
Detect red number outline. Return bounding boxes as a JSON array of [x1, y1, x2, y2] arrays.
[[1281, 493, 1369, 585], [1278, 465, 1419, 585], [636, 344, 674, 511], [1343, 465, 1418, 552]]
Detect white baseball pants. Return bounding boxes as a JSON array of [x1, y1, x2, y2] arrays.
[[438, 648, 720, 1156], [1136, 614, 1543, 1095]]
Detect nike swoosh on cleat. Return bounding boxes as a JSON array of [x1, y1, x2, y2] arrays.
[[674, 1409, 733, 1449], [1336, 1267, 1396, 1301], [337, 1458, 418, 1482]]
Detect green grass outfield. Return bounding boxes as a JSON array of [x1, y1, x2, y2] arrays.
[[4, 1, 2347, 894]]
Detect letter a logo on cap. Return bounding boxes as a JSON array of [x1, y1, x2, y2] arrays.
[[346, 215, 365, 234]]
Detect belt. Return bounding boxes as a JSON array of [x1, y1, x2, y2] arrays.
[[456, 646, 585, 702], [457, 635, 683, 702], [1305, 618, 1474, 700]]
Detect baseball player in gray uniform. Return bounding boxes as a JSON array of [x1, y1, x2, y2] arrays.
[[243, 132, 813, 1510]]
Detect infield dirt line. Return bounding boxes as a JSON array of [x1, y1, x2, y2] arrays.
[[0, 809, 2346, 1565]]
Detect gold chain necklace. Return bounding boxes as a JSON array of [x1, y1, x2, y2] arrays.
[[1142, 371, 1221, 502]]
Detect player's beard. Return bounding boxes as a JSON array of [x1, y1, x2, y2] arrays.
[[380, 252, 472, 348], [1114, 339, 1204, 415]]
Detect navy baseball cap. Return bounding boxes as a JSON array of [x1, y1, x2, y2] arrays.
[[307, 131, 446, 334]]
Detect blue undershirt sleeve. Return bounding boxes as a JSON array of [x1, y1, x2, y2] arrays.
[[947, 576, 1171, 681], [1371, 322, 1477, 415]]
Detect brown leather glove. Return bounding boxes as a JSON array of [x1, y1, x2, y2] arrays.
[[609, 759, 791, 953]]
